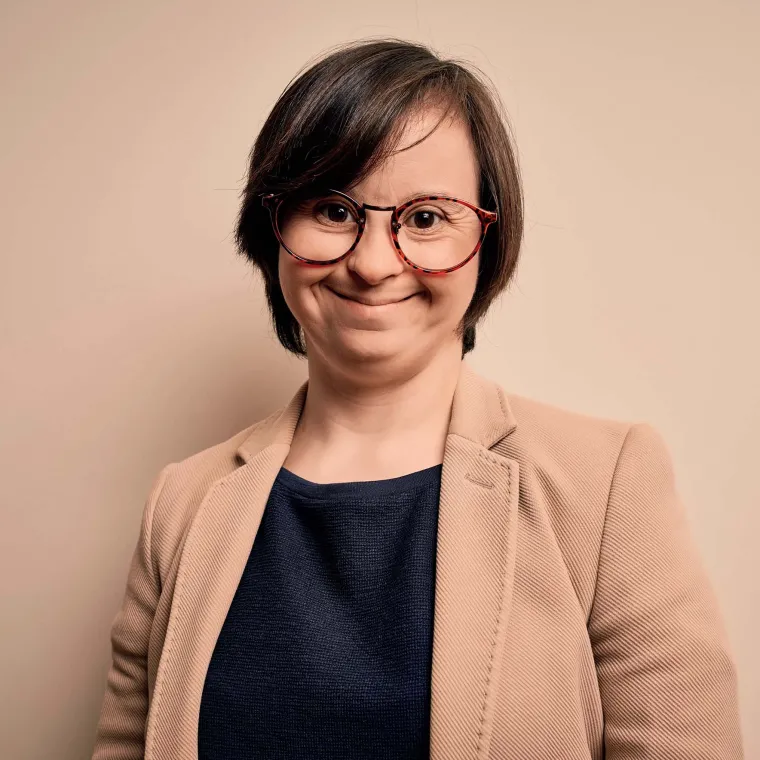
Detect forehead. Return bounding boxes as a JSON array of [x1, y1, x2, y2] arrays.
[[349, 108, 480, 203]]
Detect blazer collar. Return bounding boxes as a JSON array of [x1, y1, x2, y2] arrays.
[[236, 360, 517, 463], [147, 360, 520, 760]]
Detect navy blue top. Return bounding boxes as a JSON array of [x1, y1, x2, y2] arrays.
[[198, 463, 442, 759]]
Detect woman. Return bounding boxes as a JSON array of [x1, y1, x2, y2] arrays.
[[92, 39, 743, 760]]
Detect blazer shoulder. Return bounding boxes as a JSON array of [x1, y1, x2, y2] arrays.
[[502, 391, 674, 488], [169, 401, 288, 484], [497, 392, 652, 613], [506, 391, 635, 448], [146, 405, 287, 577]]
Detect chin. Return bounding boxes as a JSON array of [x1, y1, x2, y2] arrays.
[[310, 321, 443, 368], [331, 327, 411, 363], [304, 318, 461, 371]]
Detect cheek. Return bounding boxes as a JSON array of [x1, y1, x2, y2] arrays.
[[278, 249, 326, 315], [277, 251, 297, 302], [422, 257, 479, 319]]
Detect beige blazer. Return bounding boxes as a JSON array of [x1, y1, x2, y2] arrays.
[[92, 362, 743, 759]]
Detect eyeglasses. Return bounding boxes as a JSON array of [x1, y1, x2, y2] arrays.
[[261, 188, 498, 274]]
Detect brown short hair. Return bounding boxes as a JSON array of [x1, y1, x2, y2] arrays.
[[235, 38, 524, 356]]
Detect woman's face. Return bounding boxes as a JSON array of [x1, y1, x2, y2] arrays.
[[278, 108, 481, 372]]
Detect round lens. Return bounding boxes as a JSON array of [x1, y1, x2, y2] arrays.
[[396, 198, 482, 270], [277, 193, 359, 262]]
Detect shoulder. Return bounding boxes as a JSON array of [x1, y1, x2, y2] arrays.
[[497, 390, 674, 610], [500, 390, 671, 484], [498, 390, 635, 520], [506, 391, 632, 457], [143, 407, 285, 579]]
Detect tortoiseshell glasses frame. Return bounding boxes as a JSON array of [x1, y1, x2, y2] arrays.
[[261, 188, 498, 275]]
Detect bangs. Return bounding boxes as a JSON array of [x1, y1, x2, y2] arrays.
[[262, 66, 463, 198]]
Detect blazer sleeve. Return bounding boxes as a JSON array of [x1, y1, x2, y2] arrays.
[[587, 423, 744, 759], [92, 465, 173, 760]]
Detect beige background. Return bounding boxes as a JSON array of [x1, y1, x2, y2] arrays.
[[1, 1, 758, 757]]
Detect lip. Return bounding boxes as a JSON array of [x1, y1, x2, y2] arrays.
[[326, 287, 420, 307]]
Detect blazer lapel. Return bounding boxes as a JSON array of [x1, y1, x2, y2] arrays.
[[147, 385, 307, 760], [146, 363, 519, 760], [430, 363, 520, 760]]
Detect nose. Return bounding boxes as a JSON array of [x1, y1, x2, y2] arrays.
[[346, 209, 405, 285]]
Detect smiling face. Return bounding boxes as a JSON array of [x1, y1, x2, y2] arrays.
[[277, 107, 482, 374]]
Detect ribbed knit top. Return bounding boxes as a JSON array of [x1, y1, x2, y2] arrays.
[[197, 463, 442, 759]]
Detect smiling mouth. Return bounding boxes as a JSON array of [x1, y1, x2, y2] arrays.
[[327, 287, 419, 307]]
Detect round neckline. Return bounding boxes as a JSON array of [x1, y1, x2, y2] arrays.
[[275, 463, 443, 501]]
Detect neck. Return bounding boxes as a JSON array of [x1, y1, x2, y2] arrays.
[[286, 346, 463, 482]]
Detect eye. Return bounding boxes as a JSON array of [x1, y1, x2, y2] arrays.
[[407, 209, 442, 230], [401, 203, 448, 232], [314, 198, 357, 226]]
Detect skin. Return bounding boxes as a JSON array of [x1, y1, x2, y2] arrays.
[[279, 107, 482, 483]]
